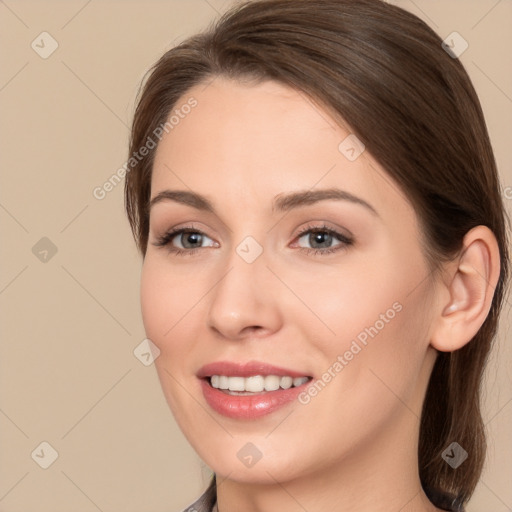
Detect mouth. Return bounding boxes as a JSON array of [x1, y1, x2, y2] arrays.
[[197, 361, 313, 418]]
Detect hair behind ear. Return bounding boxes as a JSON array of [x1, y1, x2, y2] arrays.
[[420, 336, 491, 503]]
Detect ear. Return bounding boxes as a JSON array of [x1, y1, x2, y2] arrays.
[[430, 225, 501, 352]]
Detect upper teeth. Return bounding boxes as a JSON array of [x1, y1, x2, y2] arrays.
[[210, 375, 309, 392]]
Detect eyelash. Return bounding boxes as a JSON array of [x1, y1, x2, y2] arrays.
[[153, 223, 354, 257]]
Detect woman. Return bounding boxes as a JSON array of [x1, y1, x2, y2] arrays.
[[124, 0, 510, 510]]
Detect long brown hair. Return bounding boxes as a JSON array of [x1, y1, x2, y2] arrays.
[[124, 0, 510, 505]]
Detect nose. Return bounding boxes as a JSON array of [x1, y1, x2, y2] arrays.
[[206, 248, 283, 341]]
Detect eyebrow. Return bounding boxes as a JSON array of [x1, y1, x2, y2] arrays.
[[148, 188, 378, 216]]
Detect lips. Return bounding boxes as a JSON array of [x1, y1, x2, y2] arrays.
[[197, 360, 311, 379], [197, 360, 313, 419]]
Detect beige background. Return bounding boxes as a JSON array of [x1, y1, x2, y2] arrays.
[[0, 0, 510, 511]]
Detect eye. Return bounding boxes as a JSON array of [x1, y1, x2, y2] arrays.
[[152, 222, 353, 257], [293, 223, 354, 256], [152, 224, 217, 256]]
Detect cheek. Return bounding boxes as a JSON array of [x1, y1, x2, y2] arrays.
[[140, 262, 166, 344], [140, 259, 191, 353], [140, 259, 203, 424], [318, 271, 433, 417], [290, 247, 431, 382], [283, 256, 404, 347]]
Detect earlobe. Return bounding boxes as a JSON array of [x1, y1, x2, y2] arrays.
[[430, 225, 500, 353]]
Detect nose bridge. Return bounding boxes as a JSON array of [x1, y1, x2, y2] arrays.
[[206, 234, 281, 339]]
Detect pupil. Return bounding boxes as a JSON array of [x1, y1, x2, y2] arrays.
[[311, 231, 332, 248], [184, 232, 201, 248]]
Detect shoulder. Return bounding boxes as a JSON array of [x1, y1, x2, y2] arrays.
[[177, 476, 217, 512]]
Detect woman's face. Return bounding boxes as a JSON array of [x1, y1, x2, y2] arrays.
[[141, 77, 441, 484]]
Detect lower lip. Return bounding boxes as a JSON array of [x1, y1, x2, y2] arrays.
[[200, 378, 310, 419]]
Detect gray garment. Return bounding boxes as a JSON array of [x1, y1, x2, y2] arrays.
[[180, 477, 216, 512], [179, 476, 465, 512]]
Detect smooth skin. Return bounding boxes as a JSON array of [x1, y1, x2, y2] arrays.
[[140, 77, 500, 512]]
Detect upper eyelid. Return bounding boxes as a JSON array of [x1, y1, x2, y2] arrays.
[[295, 223, 351, 237], [161, 223, 346, 238]]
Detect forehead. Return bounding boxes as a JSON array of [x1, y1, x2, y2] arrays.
[[150, 77, 412, 221]]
